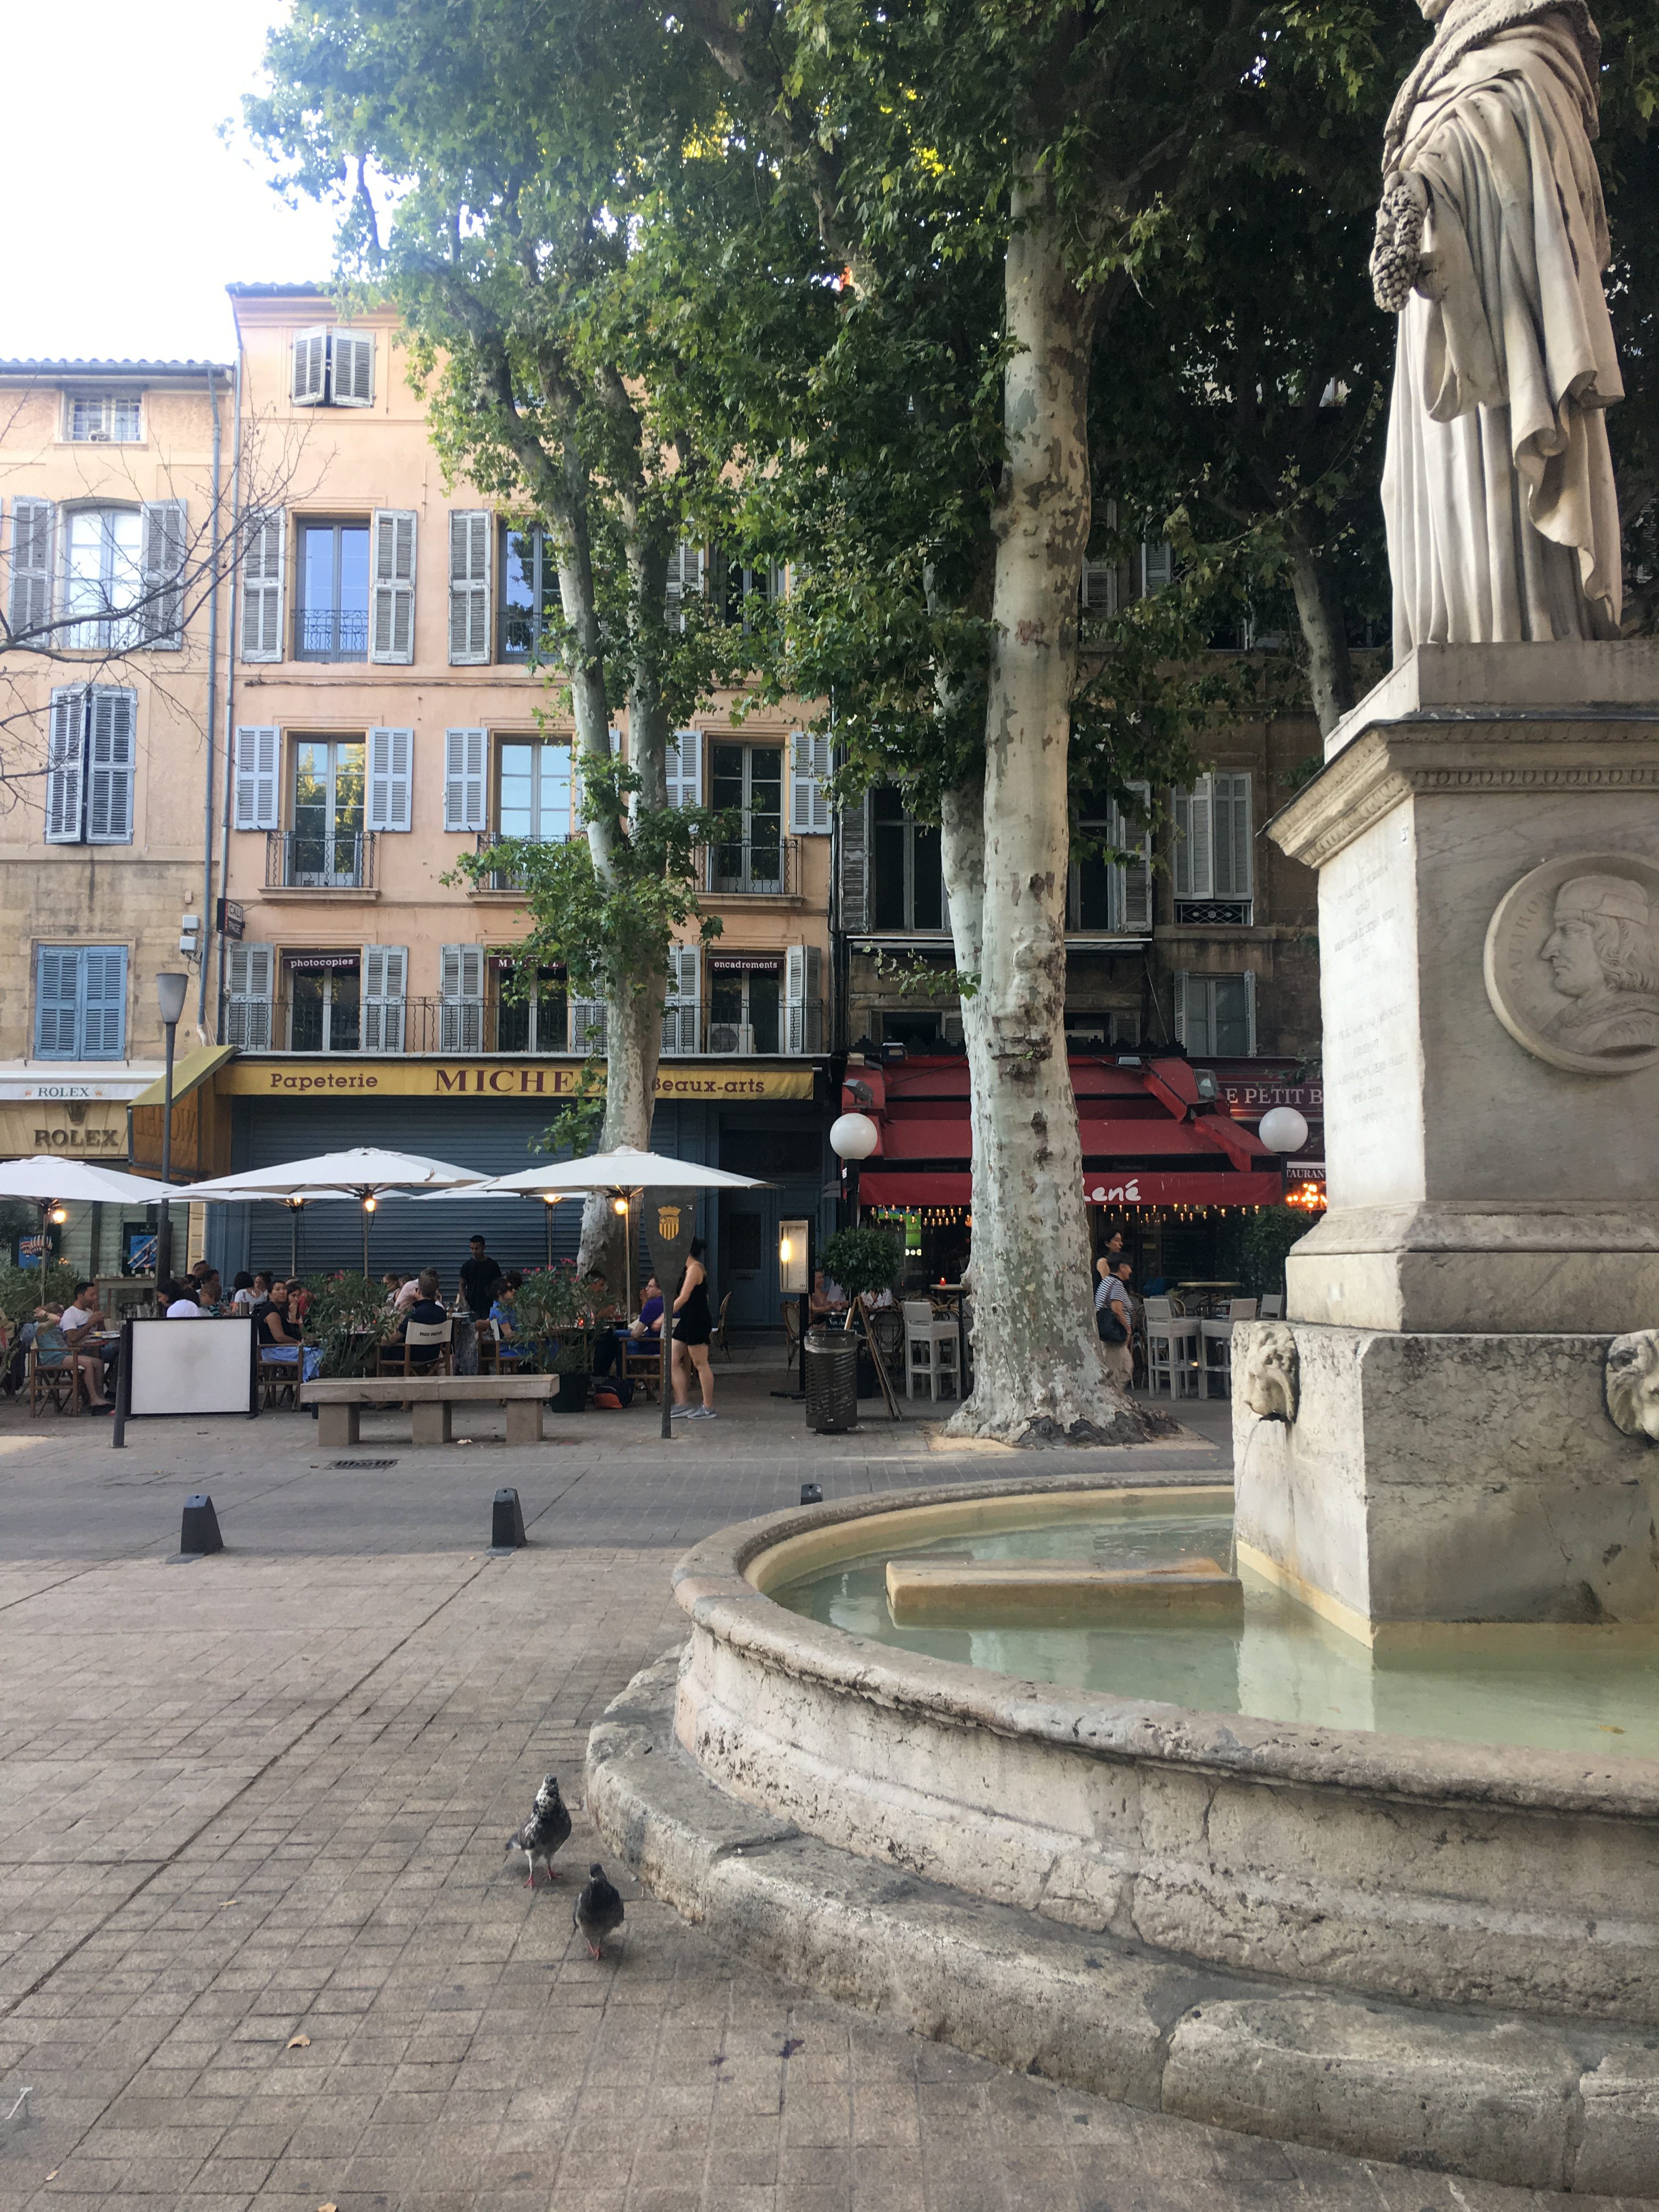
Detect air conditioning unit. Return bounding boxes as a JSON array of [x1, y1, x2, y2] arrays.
[[707, 1022, 754, 1056], [941, 1012, 963, 1046]]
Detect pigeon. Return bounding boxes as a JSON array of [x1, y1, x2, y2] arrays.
[[573, 1863, 624, 1959], [505, 1773, 572, 1888]]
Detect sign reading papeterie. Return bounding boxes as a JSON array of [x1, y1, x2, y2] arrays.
[[219, 1059, 816, 1102]]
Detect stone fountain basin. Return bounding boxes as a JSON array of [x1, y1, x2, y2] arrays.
[[670, 1474, 1659, 2025]]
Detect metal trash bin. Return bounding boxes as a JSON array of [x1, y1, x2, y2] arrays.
[[804, 1326, 859, 1433]]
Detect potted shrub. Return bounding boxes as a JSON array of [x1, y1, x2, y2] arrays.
[[819, 1227, 903, 1395], [514, 1265, 596, 1410], [301, 1273, 396, 1378]]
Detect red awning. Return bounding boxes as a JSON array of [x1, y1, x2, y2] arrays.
[[860, 1169, 1284, 1209]]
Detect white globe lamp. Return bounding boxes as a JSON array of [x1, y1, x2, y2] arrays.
[[1257, 1106, 1310, 1155], [830, 1113, 879, 1161]]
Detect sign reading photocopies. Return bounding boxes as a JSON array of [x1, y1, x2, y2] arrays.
[[113, 1316, 259, 1448]]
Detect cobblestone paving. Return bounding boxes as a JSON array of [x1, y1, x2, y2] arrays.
[[0, 1385, 1638, 2209]]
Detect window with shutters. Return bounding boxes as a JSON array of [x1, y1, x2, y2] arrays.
[[240, 510, 285, 662], [1079, 529, 1173, 620], [448, 511, 490, 665], [64, 392, 143, 443], [45, 687, 136, 845], [295, 520, 370, 661], [370, 510, 416, 663], [662, 943, 700, 1056], [366, 728, 413, 833], [500, 526, 561, 661], [290, 328, 375, 409], [439, 945, 486, 1053], [714, 551, 784, 632], [362, 946, 408, 1054], [1173, 772, 1252, 923], [569, 997, 607, 1057], [1175, 972, 1255, 1057], [225, 944, 274, 1050], [34, 945, 127, 1060], [789, 732, 832, 835], [870, 788, 947, 933], [7, 498, 55, 646], [710, 742, 784, 893], [664, 730, 701, 811], [63, 507, 143, 649], [139, 500, 187, 647], [1068, 784, 1151, 936]]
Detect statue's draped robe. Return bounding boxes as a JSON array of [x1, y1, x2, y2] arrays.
[[1383, 16, 1623, 654]]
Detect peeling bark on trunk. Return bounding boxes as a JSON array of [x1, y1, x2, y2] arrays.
[[943, 168, 1147, 1448], [1285, 526, 1356, 736]]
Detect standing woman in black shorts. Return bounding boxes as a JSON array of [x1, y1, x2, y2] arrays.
[[669, 1238, 716, 1420]]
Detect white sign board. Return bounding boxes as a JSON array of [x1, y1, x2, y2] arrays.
[[125, 1317, 258, 1419]]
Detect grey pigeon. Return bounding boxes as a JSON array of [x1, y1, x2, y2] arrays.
[[505, 1773, 571, 1888], [573, 1863, 624, 1958]]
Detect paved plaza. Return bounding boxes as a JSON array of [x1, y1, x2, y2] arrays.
[[0, 1356, 1640, 2210]]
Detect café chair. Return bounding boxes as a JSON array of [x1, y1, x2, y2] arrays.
[[901, 1300, 959, 1402], [1201, 1299, 1258, 1397], [29, 1328, 82, 1417], [378, 1318, 455, 1380], [1142, 1299, 1201, 1398]]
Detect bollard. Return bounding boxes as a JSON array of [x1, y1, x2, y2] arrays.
[[489, 1487, 526, 1554], [178, 1493, 223, 1556], [800, 1483, 823, 1506]]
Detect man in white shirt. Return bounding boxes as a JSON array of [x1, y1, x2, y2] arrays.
[[60, 1281, 100, 1344]]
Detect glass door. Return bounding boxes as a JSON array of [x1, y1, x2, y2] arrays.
[[291, 739, 366, 885], [710, 743, 783, 892], [287, 961, 361, 1052]]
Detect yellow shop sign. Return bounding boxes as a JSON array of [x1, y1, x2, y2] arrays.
[[220, 1059, 816, 1103]]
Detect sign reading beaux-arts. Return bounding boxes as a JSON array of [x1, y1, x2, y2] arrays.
[[220, 1060, 816, 1102]]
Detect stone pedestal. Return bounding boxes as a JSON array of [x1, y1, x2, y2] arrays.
[[1235, 645, 1659, 1632]]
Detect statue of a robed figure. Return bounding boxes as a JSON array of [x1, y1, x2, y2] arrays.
[[1372, 0, 1623, 654]]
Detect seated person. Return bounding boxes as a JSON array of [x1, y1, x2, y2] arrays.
[[489, 1272, 527, 1362], [808, 1271, 847, 1321], [396, 1269, 450, 1369], [582, 1272, 624, 1378], [629, 1277, 664, 1338], [193, 1268, 227, 1316], [254, 1279, 301, 1350], [230, 1271, 258, 1311], [285, 1279, 313, 1325], [393, 1273, 424, 1312], [32, 1307, 113, 1410], [163, 1279, 202, 1319], [61, 1279, 116, 1389]]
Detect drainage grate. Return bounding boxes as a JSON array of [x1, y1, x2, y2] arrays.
[[331, 1458, 399, 1470]]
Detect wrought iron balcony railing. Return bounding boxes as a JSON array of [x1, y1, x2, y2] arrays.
[[265, 830, 376, 890], [294, 607, 370, 662], [701, 833, 799, 898], [228, 992, 828, 1058]]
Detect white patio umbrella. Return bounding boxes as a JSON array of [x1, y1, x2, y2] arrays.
[[469, 1146, 771, 1434], [185, 1148, 492, 1276], [0, 1157, 183, 1276]]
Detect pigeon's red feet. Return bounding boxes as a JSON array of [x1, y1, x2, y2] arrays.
[[524, 1872, 537, 1888], [586, 1940, 603, 1960]]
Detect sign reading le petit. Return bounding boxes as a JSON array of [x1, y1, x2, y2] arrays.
[[222, 1059, 815, 1103]]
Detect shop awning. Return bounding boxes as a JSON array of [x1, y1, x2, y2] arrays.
[[860, 1169, 1284, 1209], [130, 1043, 239, 1109]]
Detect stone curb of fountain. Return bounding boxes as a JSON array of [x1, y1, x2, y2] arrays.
[[586, 1651, 1659, 2201]]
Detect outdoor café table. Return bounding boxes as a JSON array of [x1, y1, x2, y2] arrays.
[[1174, 1280, 1241, 1319]]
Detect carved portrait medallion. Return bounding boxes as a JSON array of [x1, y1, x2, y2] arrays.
[[1483, 855, 1659, 1076]]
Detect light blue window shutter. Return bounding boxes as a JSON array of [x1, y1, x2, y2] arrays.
[[227, 945, 274, 1049], [9, 497, 55, 643], [240, 509, 285, 662], [367, 727, 413, 832], [331, 330, 375, 406], [439, 945, 485, 1052], [370, 510, 417, 663], [785, 943, 823, 1054], [665, 541, 703, 631], [791, 732, 832, 834], [292, 329, 329, 407], [1141, 540, 1173, 595], [444, 729, 486, 831], [1211, 771, 1252, 900], [34, 948, 82, 1058], [665, 729, 702, 809], [233, 727, 281, 831], [447, 510, 490, 665], [86, 689, 137, 844], [362, 946, 408, 1053], [80, 947, 128, 1059], [662, 943, 699, 1056], [1116, 780, 1153, 933], [139, 499, 187, 647], [45, 689, 86, 844]]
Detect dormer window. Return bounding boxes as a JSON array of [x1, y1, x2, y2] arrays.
[[66, 393, 142, 443], [291, 328, 375, 409]]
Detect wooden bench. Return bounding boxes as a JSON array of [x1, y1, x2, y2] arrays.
[[300, 1374, 558, 1447]]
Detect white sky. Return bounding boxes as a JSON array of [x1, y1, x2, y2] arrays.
[[4, 0, 343, 364]]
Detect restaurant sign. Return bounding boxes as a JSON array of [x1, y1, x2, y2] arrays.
[[221, 1058, 815, 1102], [1219, 1079, 1323, 1114]]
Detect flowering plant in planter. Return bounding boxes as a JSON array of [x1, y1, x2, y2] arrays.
[[512, 1264, 596, 1374]]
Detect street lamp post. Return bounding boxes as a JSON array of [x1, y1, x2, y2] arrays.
[[829, 1111, 879, 1227], [155, 974, 189, 1287]]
